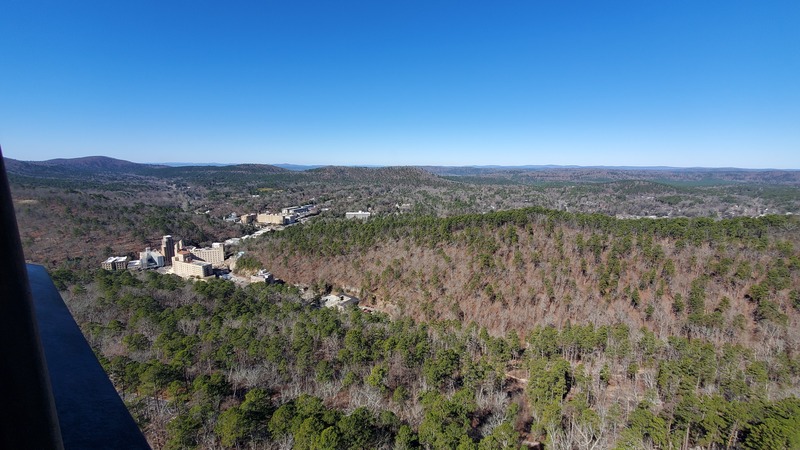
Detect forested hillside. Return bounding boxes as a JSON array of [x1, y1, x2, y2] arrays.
[[11, 182, 236, 268], [58, 268, 800, 449], [180, 207, 800, 449], [247, 209, 800, 349]]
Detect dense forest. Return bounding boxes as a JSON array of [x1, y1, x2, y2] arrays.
[[57, 268, 800, 449]]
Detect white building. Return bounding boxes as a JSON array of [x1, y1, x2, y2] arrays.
[[345, 211, 371, 220], [282, 204, 312, 215], [139, 247, 165, 269]]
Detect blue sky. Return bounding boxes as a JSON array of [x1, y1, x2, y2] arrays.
[[1, 1, 799, 168]]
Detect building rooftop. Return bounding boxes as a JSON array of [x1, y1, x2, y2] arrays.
[[321, 293, 360, 309], [102, 256, 128, 264]]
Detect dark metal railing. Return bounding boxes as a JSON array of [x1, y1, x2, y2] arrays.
[[0, 146, 149, 449], [0, 147, 64, 448]]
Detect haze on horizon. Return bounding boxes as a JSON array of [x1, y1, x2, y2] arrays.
[[1, 1, 798, 169]]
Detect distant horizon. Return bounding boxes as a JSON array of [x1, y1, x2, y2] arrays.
[[4, 153, 798, 171], [3, 146, 800, 171]]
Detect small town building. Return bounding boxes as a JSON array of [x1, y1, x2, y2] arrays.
[[101, 256, 129, 271], [139, 247, 165, 269], [257, 213, 292, 225], [282, 205, 312, 215], [161, 235, 175, 266], [250, 269, 275, 284], [171, 251, 212, 278], [321, 293, 359, 310], [186, 242, 225, 265], [345, 211, 371, 220]]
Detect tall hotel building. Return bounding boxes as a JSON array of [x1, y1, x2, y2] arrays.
[[161, 235, 175, 266]]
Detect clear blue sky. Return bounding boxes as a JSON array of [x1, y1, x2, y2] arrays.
[[1, 1, 798, 168]]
